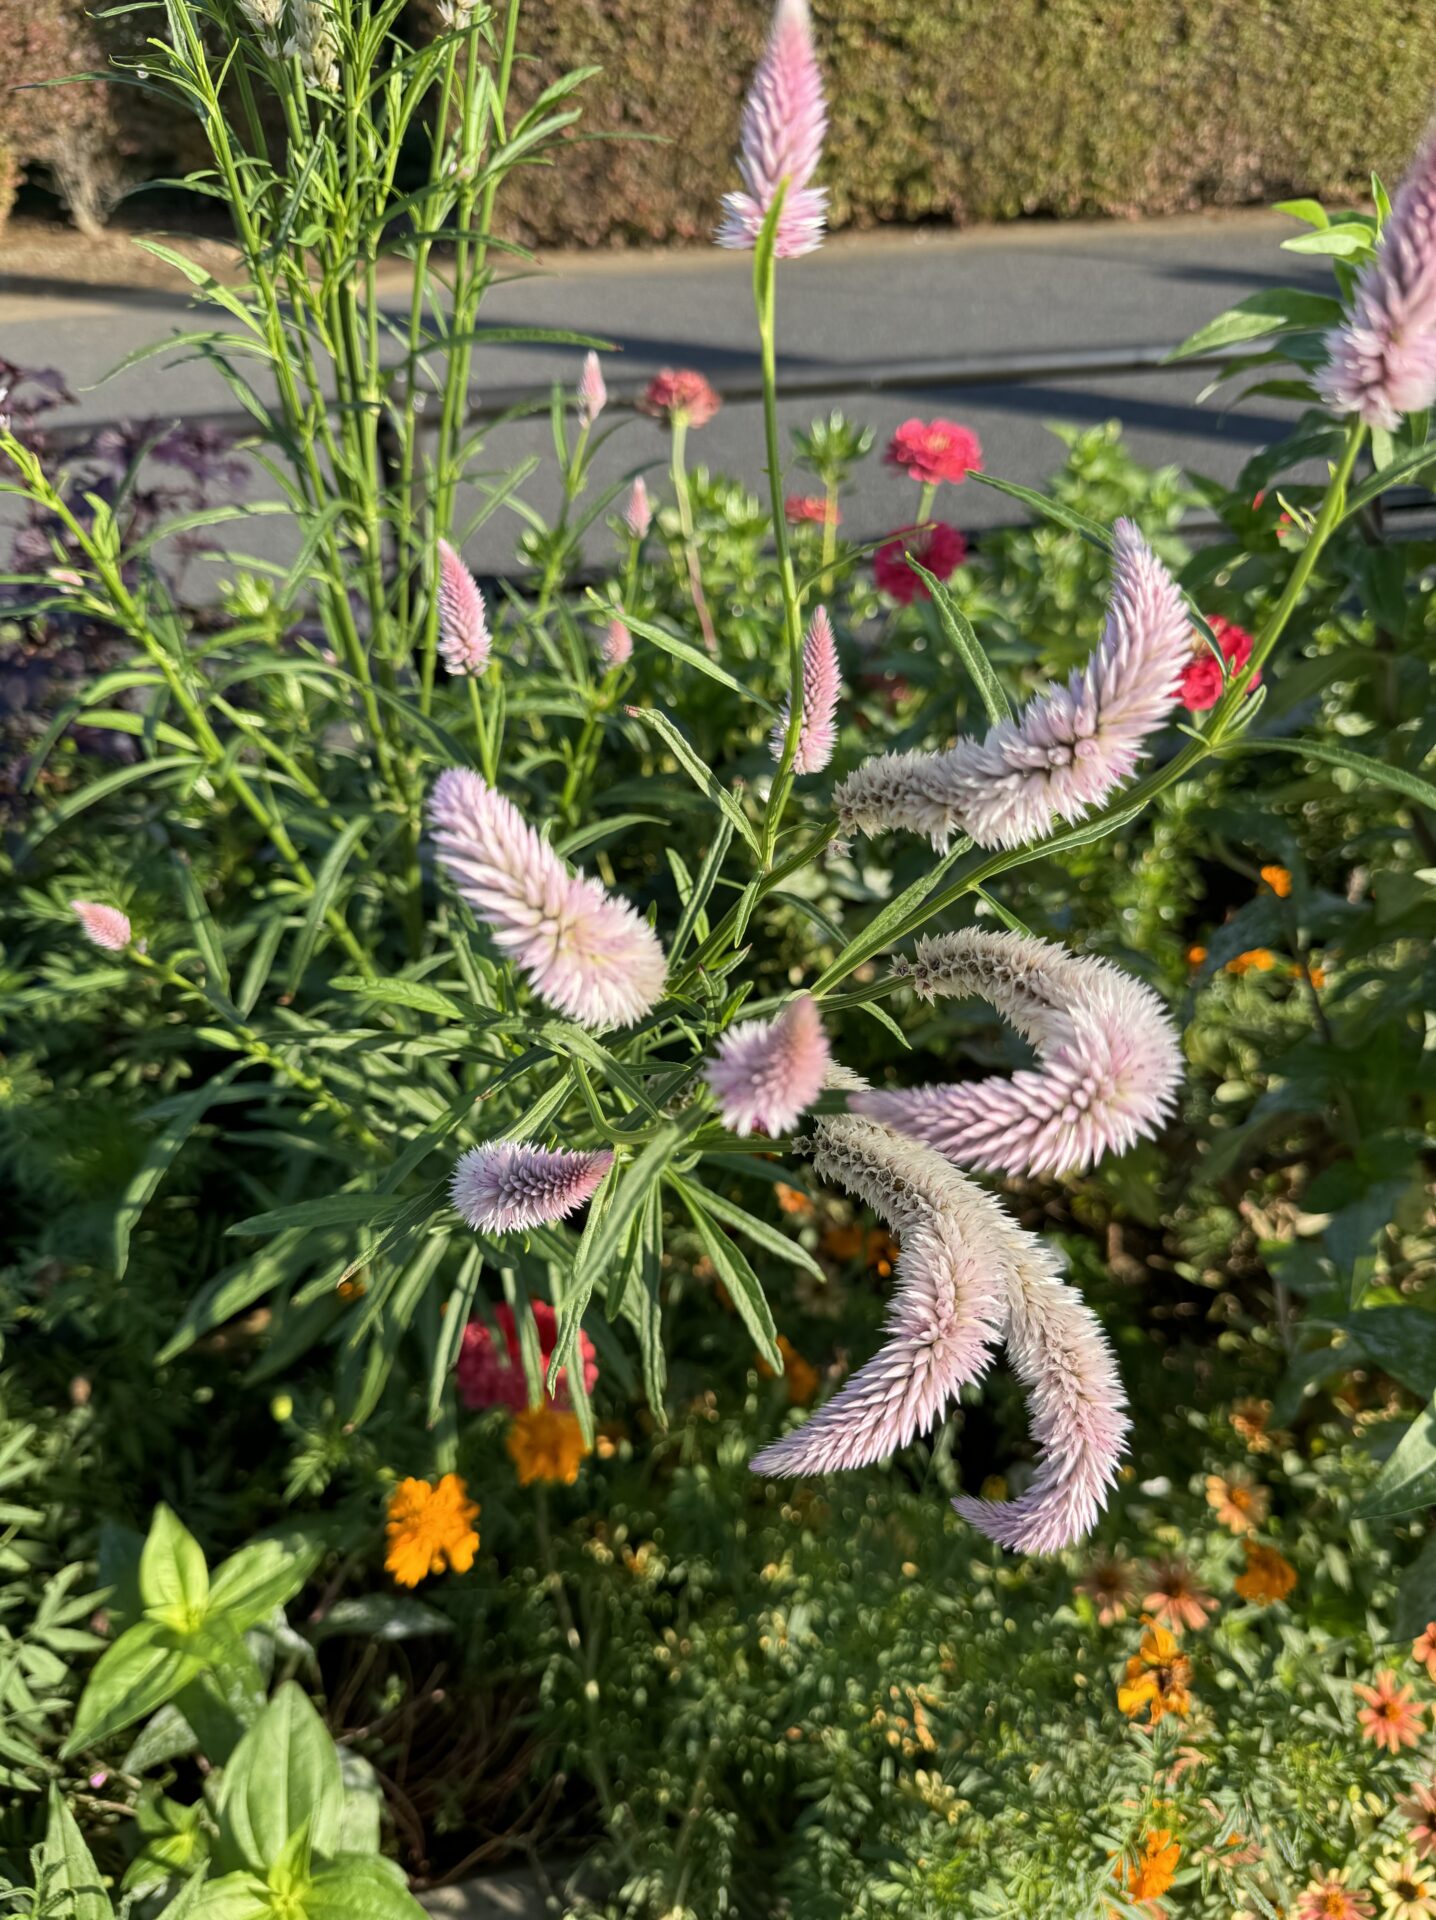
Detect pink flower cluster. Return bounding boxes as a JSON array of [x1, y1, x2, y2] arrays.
[[640, 370, 721, 429], [884, 418, 982, 488], [716, 0, 828, 260], [770, 605, 841, 774], [705, 994, 830, 1136], [456, 1300, 598, 1412], [451, 1140, 613, 1235], [436, 540, 491, 677]]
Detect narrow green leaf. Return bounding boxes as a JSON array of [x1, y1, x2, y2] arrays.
[[678, 1184, 780, 1369], [599, 603, 778, 713], [912, 570, 1013, 724], [968, 474, 1112, 548], [681, 1178, 825, 1281], [285, 815, 368, 993], [624, 706, 763, 856], [1226, 736, 1436, 813], [1164, 288, 1345, 361], [171, 852, 232, 1000], [330, 973, 467, 1020], [115, 1068, 241, 1278]]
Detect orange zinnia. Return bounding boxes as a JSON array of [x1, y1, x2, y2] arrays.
[[1205, 1471, 1269, 1534], [384, 1474, 479, 1588], [1230, 1397, 1276, 1453], [774, 1182, 814, 1217], [506, 1406, 590, 1487], [1355, 1669, 1425, 1753], [1233, 1540, 1297, 1606], [1126, 1828, 1181, 1900], [1142, 1557, 1217, 1634], [1260, 864, 1292, 898], [1413, 1622, 1436, 1680], [1117, 1623, 1193, 1726], [1226, 948, 1277, 976]]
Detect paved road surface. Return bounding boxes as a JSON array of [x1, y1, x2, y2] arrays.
[[0, 213, 1327, 573]]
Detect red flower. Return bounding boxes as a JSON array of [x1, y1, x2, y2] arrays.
[[1178, 615, 1259, 711], [872, 522, 967, 603], [456, 1302, 598, 1412], [884, 418, 983, 487], [785, 494, 838, 526], [639, 368, 721, 428]]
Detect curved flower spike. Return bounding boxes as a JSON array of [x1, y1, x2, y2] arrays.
[[1322, 122, 1436, 430], [716, 0, 828, 259], [436, 539, 491, 677], [428, 768, 667, 1030], [705, 994, 830, 1137], [750, 1072, 1017, 1475], [71, 900, 131, 951], [834, 519, 1191, 850], [854, 929, 1182, 1176], [770, 605, 841, 774], [452, 1142, 613, 1235], [953, 1255, 1130, 1554]]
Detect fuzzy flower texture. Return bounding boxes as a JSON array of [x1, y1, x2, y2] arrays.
[[839, 518, 1191, 848], [716, 0, 827, 258], [435, 539, 490, 677], [705, 995, 831, 1137], [1323, 121, 1436, 431], [770, 604, 841, 773], [428, 768, 667, 1030], [71, 900, 131, 951], [451, 1141, 613, 1236]]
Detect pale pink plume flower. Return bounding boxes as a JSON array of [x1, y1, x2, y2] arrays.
[[750, 1070, 1015, 1474], [600, 618, 632, 669], [577, 350, 607, 430], [834, 520, 1191, 850], [1322, 124, 1436, 430], [452, 1141, 613, 1235], [71, 900, 131, 951], [428, 768, 668, 1030], [436, 539, 491, 677], [716, 0, 828, 260], [952, 1252, 1129, 1554], [623, 476, 652, 539], [705, 994, 830, 1136], [769, 604, 841, 773], [855, 929, 1183, 1176]]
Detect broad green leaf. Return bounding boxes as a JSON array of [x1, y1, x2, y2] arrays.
[[303, 1857, 426, 1919], [37, 1787, 114, 1920], [1273, 197, 1330, 229], [208, 1533, 323, 1631], [215, 1683, 344, 1875], [184, 1872, 272, 1920], [1321, 1307, 1436, 1402], [1165, 288, 1345, 361], [176, 1617, 267, 1764], [1280, 222, 1375, 259], [914, 570, 1013, 724], [64, 1618, 206, 1755], [1362, 1398, 1436, 1517], [140, 1505, 210, 1618]]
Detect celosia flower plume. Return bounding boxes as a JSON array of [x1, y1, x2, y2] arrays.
[[71, 900, 131, 951], [600, 618, 632, 669], [640, 370, 721, 429], [885, 419, 982, 487], [1322, 123, 1436, 430], [770, 604, 841, 773], [436, 539, 491, 677], [871, 522, 966, 604], [716, 0, 827, 259], [705, 994, 830, 1136], [623, 475, 653, 538], [838, 518, 1191, 849], [428, 768, 667, 1028], [457, 1300, 597, 1411], [577, 350, 607, 429], [855, 929, 1183, 1176], [451, 1141, 613, 1235]]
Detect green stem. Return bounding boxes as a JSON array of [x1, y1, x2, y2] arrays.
[[669, 416, 718, 654]]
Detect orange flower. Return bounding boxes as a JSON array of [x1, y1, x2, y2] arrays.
[[1414, 1623, 1436, 1681], [1233, 1540, 1297, 1606], [774, 1182, 813, 1217], [506, 1406, 590, 1487], [1295, 1871, 1375, 1920], [384, 1474, 479, 1588], [1226, 948, 1277, 976], [866, 1228, 899, 1277], [1205, 1471, 1269, 1534], [1401, 1779, 1436, 1860], [1230, 1398, 1276, 1453], [1186, 944, 1208, 967], [1126, 1828, 1181, 1900], [1355, 1669, 1425, 1753], [1142, 1558, 1217, 1634], [1305, 963, 1327, 989], [1260, 864, 1293, 898], [820, 1221, 864, 1262], [758, 1334, 820, 1405], [1117, 1623, 1193, 1725], [1075, 1551, 1138, 1627]]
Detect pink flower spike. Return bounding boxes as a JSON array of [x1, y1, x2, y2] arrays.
[[837, 519, 1191, 849], [705, 994, 830, 1136], [600, 618, 633, 669], [770, 604, 841, 773], [436, 539, 491, 677], [953, 1258, 1129, 1555], [577, 350, 607, 430], [854, 929, 1183, 1177], [623, 475, 653, 539], [428, 768, 668, 1030], [452, 1142, 613, 1235], [716, 0, 828, 260], [71, 900, 131, 951], [1322, 123, 1436, 430]]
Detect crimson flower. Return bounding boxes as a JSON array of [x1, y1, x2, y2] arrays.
[[872, 523, 967, 603], [457, 1300, 598, 1412], [1179, 615, 1258, 711]]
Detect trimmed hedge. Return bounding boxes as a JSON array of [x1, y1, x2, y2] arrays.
[[8, 0, 1434, 241]]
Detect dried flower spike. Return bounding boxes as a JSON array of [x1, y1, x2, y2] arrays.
[[451, 1142, 614, 1235], [1322, 124, 1436, 430], [837, 519, 1191, 849], [855, 929, 1183, 1176], [770, 605, 841, 773], [436, 540, 491, 677], [705, 995, 830, 1136], [428, 768, 667, 1029], [577, 350, 607, 430], [71, 900, 131, 951], [717, 0, 828, 259]]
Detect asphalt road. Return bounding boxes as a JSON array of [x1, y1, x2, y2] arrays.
[[0, 212, 1329, 573]]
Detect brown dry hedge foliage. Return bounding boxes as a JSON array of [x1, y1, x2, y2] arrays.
[[7, 0, 1435, 241]]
